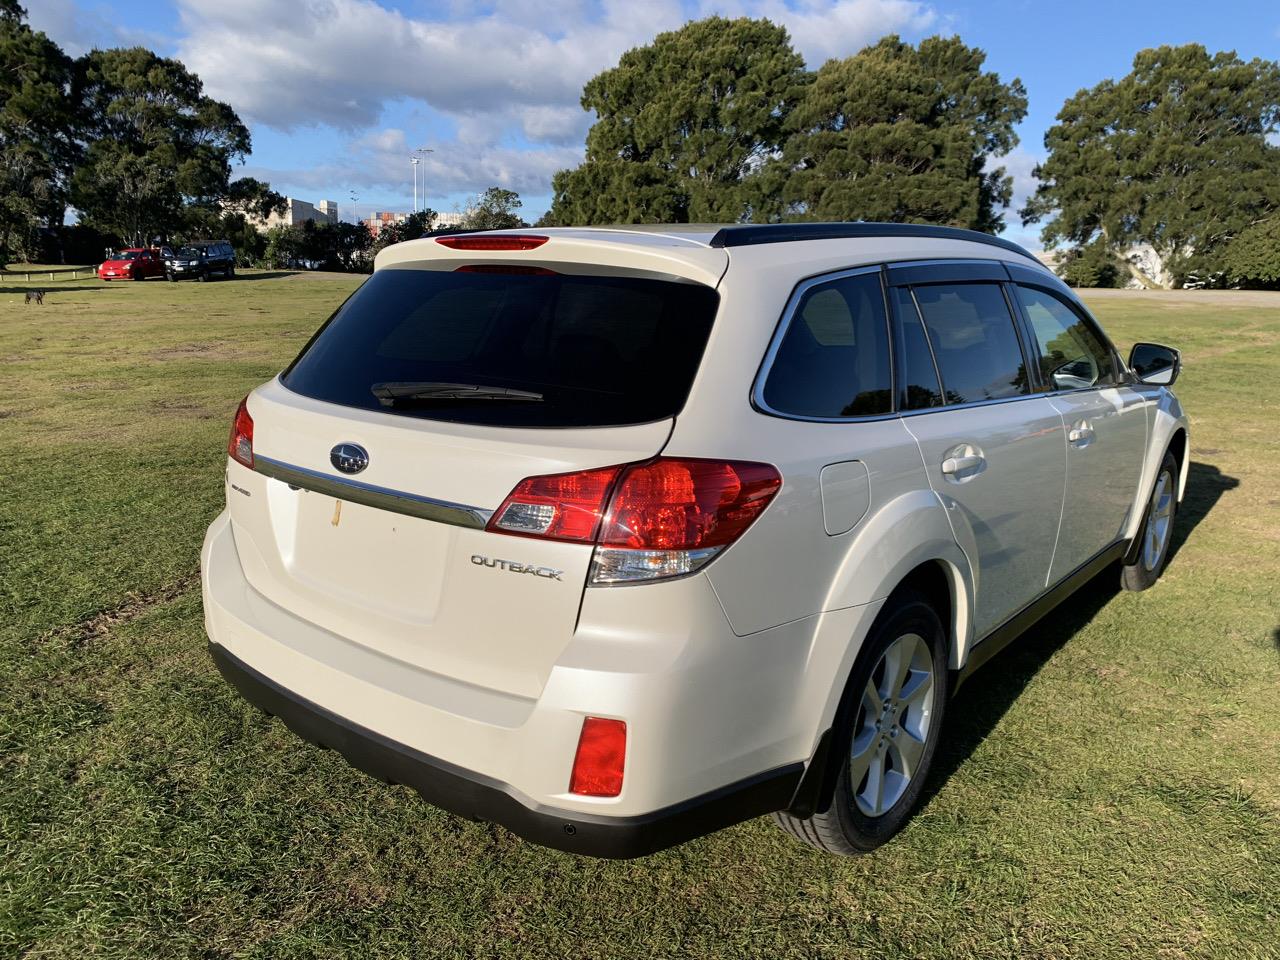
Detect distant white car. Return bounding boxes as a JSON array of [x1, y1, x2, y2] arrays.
[[202, 223, 1188, 857]]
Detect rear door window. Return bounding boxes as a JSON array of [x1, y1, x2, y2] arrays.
[[282, 267, 719, 428], [760, 269, 892, 418], [911, 284, 1030, 404]]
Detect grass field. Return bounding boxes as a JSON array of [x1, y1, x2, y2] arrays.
[[2, 273, 1277, 959]]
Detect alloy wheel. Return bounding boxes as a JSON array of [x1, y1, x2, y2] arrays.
[[849, 632, 936, 817], [1142, 469, 1174, 571]]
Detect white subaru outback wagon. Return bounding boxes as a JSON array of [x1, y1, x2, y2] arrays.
[[202, 223, 1188, 858]]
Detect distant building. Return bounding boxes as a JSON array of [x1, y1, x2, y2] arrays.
[[250, 197, 339, 231], [361, 209, 471, 238], [434, 211, 468, 229], [361, 211, 409, 239]]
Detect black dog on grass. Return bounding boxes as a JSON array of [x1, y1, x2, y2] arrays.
[[25, 290, 44, 305]]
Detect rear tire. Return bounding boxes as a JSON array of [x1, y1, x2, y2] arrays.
[[773, 589, 948, 855], [1121, 449, 1179, 592]]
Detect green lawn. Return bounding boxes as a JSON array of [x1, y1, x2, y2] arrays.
[[2, 273, 1277, 959]]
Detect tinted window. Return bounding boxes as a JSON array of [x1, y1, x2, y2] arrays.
[[893, 287, 943, 410], [912, 284, 1029, 404], [761, 270, 892, 418], [1015, 285, 1116, 390], [283, 268, 719, 428]]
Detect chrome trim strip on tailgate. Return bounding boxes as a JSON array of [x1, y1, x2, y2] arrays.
[[252, 455, 493, 529]]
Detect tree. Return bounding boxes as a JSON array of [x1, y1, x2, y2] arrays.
[[70, 47, 251, 244], [1024, 45, 1280, 287], [219, 177, 285, 222], [1222, 217, 1280, 288], [783, 35, 1027, 231], [262, 224, 303, 269], [547, 17, 809, 225], [0, 2, 78, 266], [1056, 238, 1126, 288], [460, 188, 525, 230]]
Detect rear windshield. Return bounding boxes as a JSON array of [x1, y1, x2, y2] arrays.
[[282, 267, 720, 428]]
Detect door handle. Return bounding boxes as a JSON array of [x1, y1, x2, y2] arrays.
[[1068, 423, 1095, 445], [941, 454, 985, 475]]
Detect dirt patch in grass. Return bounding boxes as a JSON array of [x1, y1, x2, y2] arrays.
[[40, 572, 200, 649]]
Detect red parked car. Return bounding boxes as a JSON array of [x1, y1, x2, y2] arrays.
[[98, 248, 165, 281]]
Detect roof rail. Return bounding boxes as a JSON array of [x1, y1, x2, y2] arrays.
[[707, 222, 1039, 261]]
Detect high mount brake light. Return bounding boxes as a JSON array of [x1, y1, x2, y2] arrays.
[[454, 264, 558, 275], [435, 234, 549, 251], [486, 458, 782, 583], [228, 396, 253, 468]]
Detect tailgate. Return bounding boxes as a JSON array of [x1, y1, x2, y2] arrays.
[[229, 379, 672, 698]]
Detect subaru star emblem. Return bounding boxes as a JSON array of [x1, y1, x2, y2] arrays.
[[330, 442, 369, 475]]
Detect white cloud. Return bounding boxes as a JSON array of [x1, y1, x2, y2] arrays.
[[992, 146, 1042, 221], [26, 0, 171, 56], [173, 0, 689, 132], [240, 127, 582, 202], [175, 0, 941, 134], [986, 146, 1043, 248], [705, 0, 938, 65]]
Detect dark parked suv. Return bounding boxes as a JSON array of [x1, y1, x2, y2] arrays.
[[167, 241, 236, 281]]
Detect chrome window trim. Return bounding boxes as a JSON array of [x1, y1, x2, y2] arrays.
[[896, 391, 1054, 418], [751, 264, 895, 424], [252, 454, 493, 529]]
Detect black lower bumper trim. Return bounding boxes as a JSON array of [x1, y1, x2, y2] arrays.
[[209, 644, 802, 858]]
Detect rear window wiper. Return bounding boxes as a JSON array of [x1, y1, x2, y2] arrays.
[[371, 381, 544, 406]]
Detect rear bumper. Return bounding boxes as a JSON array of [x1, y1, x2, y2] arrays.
[[210, 642, 800, 858], [201, 506, 838, 856]]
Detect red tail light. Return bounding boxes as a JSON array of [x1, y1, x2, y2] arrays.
[[227, 396, 253, 468], [599, 459, 781, 550], [488, 466, 621, 542], [435, 234, 548, 251], [569, 717, 626, 797], [486, 458, 781, 583]]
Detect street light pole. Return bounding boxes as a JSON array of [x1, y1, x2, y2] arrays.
[[412, 147, 434, 214]]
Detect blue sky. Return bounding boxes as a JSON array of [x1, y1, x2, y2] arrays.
[[29, 0, 1280, 249]]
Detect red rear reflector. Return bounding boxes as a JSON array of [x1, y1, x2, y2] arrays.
[[227, 396, 253, 468], [435, 234, 548, 251], [569, 717, 626, 797], [454, 264, 558, 275], [487, 466, 621, 542], [599, 458, 782, 550]]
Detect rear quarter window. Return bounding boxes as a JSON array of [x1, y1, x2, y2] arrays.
[[760, 269, 893, 418], [283, 267, 719, 428]]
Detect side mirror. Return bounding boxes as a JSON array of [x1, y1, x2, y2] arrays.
[[1128, 342, 1181, 386]]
